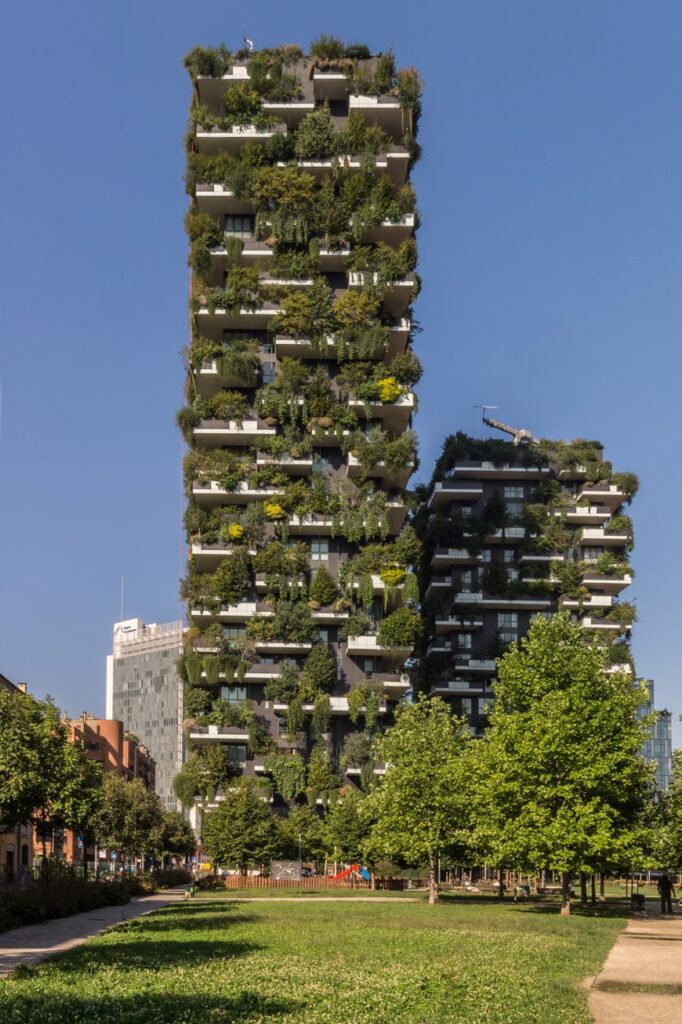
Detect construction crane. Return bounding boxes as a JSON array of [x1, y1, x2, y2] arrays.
[[475, 406, 538, 446]]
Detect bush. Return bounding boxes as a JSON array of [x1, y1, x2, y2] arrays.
[[0, 876, 131, 933], [154, 868, 193, 888]]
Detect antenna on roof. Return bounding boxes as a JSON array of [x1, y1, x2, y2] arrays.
[[474, 405, 538, 446]]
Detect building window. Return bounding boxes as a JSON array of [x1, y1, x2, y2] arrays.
[[460, 698, 473, 715], [362, 658, 374, 678], [220, 685, 246, 704], [582, 546, 602, 562], [223, 214, 254, 239], [505, 501, 524, 519], [261, 361, 276, 384], [504, 486, 524, 499], [508, 568, 519, 582], [497, 612, 518, 629], [223, 625, 246, 640], [503, 549, 516, 564], [498, 631, 517, 644], [312, 452, 331, 475], [457, 633, 472, 650], [318, 628, 329, 643], [480, 549, 492, 563], [228, 744, 247, 771], [459, 570, 473, 593], [310, 539, 329, 561]]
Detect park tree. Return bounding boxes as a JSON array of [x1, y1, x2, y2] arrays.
[[0, 691, 103, 875], [472, 613, 653, 913], [92, 774, 165, 868], [157, 810, 197, 865], [202, 779, 279, 874], [278, 803, 326, 863], [364, 696, 470, 903], [657, 750, 682, 871], [325, 788, 373, 866]]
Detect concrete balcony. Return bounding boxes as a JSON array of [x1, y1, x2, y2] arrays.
[[255, 452, 313, 476], [346, 453, 414, 489], [518, 553, 565, 564], [188, 725, 249, 743], [429, 680, 489, 697], [561, 594, 613, 611], [576, 484, 626, 510], [581, 528, 630, 548], [196, 301, 280, 333], [482, 527, 526, 543], [287, 514, 335, 535], [195, 183, 253, 215], [192, 419, 276, 448], [208, 240, 273, 269], [190, 601, 263, 623], [582, 617, 623, 633], [431, 548, 480, 568], [434, 618, 484, 634], [348, 391, 415, 431], [428, 482, 484, 509], [424, 576, 452, 602], [191, 542, 256, 572], [346, 765, 387, 777], [348, 94, 403, 137], [312, 69, 349, 101], [273, 696, 388, 717], [312, 608, 350, 624], [346, 635, 412, 660], [452, 592, 551, 611], [443, 462, 551, 480], [284, 147, 410, 185], [360, 213, 415, 245], [560, 506, 612, 526], [191, 481, 284, 508], [261, 101, 315, 125], [195, 123, 287, 154], [452, 658, 497, 673], [254, 640, 313, 655], [582, 572, 632, 595], [347, 271, 415, 315]]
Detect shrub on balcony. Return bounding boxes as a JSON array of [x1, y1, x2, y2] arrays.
[[377, 607, 422, 650], [263, 753, 306, 800], [286, 697, 306, 736], [612, 471, 639, 501], [264, 662, 299, 704], [306, 744, 340, 807], [308, 567, 338, 606], [341, 730, 372, 770], [264, 501, 286, 520], [295, 103, 336, 159], [207, 390, 250, 422], [269, 600, 318, 643], [312, 694, 332, 738], [480, 563, 509, 597], [300, 643, 337, 695]]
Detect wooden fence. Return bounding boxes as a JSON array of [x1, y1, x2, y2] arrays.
[[198, 875, 407, 891]]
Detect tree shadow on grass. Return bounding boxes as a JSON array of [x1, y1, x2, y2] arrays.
[[121, 906, 256, 934], [2, 990, 297, 1024], [42, 935, 263, 974]]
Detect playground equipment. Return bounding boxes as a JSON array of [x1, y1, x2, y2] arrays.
[[331, 863, 371, 882]]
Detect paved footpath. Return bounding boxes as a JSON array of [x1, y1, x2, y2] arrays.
[[588, 908, 682, 1023], [0, 889, 186, 978]]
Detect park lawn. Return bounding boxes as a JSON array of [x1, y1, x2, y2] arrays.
[[0, 899, 625, 1024]]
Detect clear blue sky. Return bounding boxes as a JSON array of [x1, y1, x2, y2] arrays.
[[1, 0, 680, 742]]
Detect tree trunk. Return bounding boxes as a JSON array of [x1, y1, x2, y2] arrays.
[[591, 873, 596, 905], [600, 872, 605, 899], [498, 867, 504, 899], [580, 872, 588, 906], [428, 852, 439, 904], [560, 872, 571, 915]]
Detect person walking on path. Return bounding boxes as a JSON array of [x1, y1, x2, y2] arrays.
[[657, 873, 676, 915]]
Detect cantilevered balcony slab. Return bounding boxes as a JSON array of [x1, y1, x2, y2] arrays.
[[346, 635, 412, 660], [191, 481, 284, 507], [195, 184, 253, 215], [444, 462, 551, 480], [348, 271, 415, 316], [576, 484, 626, 510], [191, 542, 257, 572], [273, 697, 388, 717], [189, 725, 249, 743], [192, 419, 276, 448], [312, 70, 349, 101], [430, 548, 480, 568], [434, 618, 484, 634], [582, 572, 632, 595], [348, 392, 415, 430], [196, 302, 279, 334], [283, 148, 410, 185], [345, 765, 387, 777], [255, 453, 313, 476], [424, 576, 452, 602], [581, 617, 623, 632], [429, 680, 489, 697], [428, 482, 484, 509], [451, 592, 551, 611], [254, 640, 313, 655], [360, 213, 415, 245], [560, 506, 611, 526], [190, 601, 263, 623], [346, 453, 414, 489], [349, 94, 403, 138], [561, 594, 613, 611], [195, 124, 287, 154], [581, 528, 630, 548]]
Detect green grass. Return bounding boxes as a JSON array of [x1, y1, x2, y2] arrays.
[[1, 899, 626, 1023]]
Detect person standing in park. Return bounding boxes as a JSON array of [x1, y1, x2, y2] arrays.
[[657, 874, 676, 915]]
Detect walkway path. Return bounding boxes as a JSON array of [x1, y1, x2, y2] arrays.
[[588, 908, 682, 1023], [0, 889, 186, 978]]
